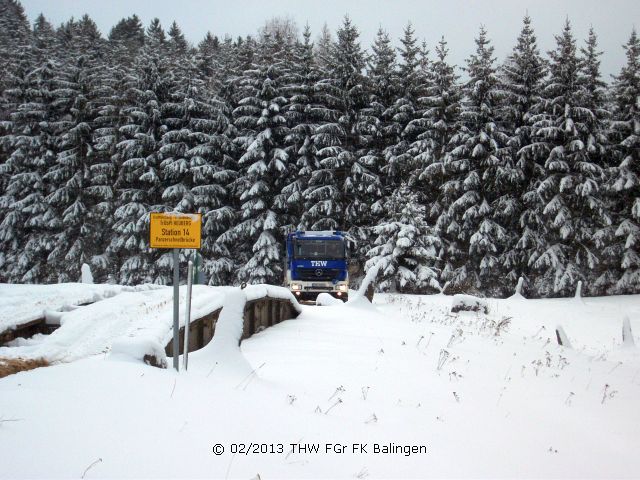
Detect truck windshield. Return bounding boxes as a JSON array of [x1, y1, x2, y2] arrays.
[[294, 239, 345, 260]]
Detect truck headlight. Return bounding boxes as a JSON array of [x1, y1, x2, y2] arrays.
[[338, 284, 348, 292], [291, 283, 302, 291]]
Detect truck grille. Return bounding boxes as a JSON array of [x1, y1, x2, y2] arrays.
[[296, 268, 342, 281]]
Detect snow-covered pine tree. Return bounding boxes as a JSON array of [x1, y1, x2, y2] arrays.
[[187, 88, 236, 286], [366, 184, 440, 293], [225, 33, 290, 285], [0, 0, 31, 109], [608, 29, 640, 293], [532, 21, 607, 296], [437, 27, 511, 295], [168, 21, 188, 57], [0, 58, 61, 282], [0, 0, 31, 201], [413, 36, 461, 225], [225, 36, 258, 109], [109, 20, 171, 284], [108, 14, 145, 66], [382, 23, 424, 190], [280, 25, 319, 229], [306, 17, 380, 260], [159, 44, 235, 285], [314, 23, 334, 72], [578, 28, 614, 294], [196, 31, 223, 94], [500, 15, 547, 295], [44, 31, 105, 282], [361, 27, 396, 215]]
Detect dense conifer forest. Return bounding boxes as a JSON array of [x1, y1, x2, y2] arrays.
[[0, 0, 638, 297]]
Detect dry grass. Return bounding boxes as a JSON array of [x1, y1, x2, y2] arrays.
[[0, 357, 49, 379]]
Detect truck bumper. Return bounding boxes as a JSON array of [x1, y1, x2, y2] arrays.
[[292, 290, 348, 302]]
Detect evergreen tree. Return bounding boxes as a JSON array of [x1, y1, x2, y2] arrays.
[[578, 28, 614, 293], [0, 0, 31, 104], [109, 26, 172, 284], [608, 30, 640, 293], [168, 21, 188, 55], [44, 53, 99, 282], [108, 15, 145, 65], [413, 36, 461, 224], [532, 21, 606, 296], [306, 17, 380, 261], [281, 25, 319, 228], [500, 15, 547, 294], [366, 184, 440, 292], [437, 27, 511, 295], [0, 59, 61, 282], [382, 23, 424, 189], [364, 27, 397, 203], [225, 34, 290, 284]]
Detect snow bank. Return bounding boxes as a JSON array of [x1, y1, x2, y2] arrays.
[[188, 288, 253, 377], [350, 263, 380, 302], [316, 293, 343, 306], [80, 263, 94, 284], [451, 294, 489, 314], [243, 284, 302, 313], [1, 283, 301, 366], [0, 283, 163, 333], [0, 285, 227, 363], [109, 338, 168, 368]]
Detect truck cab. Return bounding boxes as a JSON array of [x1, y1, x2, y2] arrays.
[[285, 231, 349, 302]]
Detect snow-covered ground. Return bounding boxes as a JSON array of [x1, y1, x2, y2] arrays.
[[0, 287, 639, 478]]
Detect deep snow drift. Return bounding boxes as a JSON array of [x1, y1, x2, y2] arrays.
[[0, 287, 639, 479]]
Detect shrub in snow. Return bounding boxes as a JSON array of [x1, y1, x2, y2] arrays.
[[0, 357, 49, 379], [109, 338, 168, 369], [450, 294, 489, 314]]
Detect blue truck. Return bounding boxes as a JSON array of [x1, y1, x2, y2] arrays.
[[285, 230, 350, 302]]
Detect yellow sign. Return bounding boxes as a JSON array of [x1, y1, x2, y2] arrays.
[[149, 213, 202, 249]]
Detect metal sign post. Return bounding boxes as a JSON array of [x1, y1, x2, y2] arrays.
[[172, 249, 180, 371], [183, 260, 194, 371], [149, 212, 202, 372]]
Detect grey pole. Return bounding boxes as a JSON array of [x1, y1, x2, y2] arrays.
[[183, 260, 194, 371], [172, 248, 180, 371]]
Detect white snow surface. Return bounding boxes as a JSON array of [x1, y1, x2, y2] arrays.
[[1, 290, 639, 478], [316, 292, 343, 306], [0, 283, 161, 331], [0, 283, 298, 363]]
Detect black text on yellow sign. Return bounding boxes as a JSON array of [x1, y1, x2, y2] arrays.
[[149, 213, 202, 249]]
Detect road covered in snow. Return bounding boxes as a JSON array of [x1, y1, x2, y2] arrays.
[[0, 286, 639, 478]]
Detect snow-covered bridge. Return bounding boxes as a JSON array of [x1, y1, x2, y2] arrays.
[[0, 283, 300, 365]]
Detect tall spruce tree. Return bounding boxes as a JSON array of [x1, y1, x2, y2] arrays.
[[109, 21, 172, 284], [225, 34, 290, 284], [1, 59, 61, 282], [281, 25, 319, 228], [382, 24, 424, 189], [414, 37, 461, 225], [500, 15, 547, 294], [437, 27, 511, 295], [609, 30, 640, 293], [532, 21, 607, 296]]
